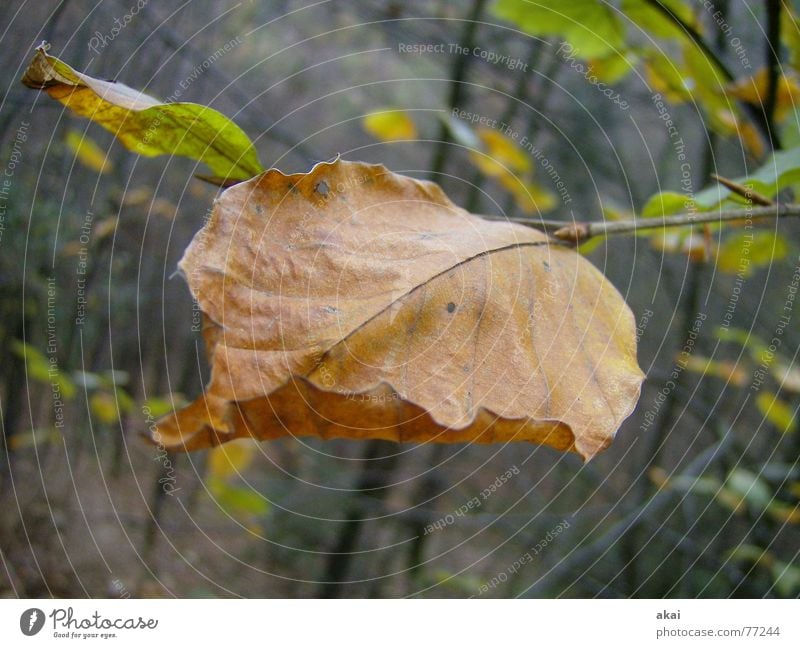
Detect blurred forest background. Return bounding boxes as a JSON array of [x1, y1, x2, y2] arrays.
[[1, 0, 799, 598]]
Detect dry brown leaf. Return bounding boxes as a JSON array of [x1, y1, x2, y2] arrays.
[[153, 160, 643, 459]]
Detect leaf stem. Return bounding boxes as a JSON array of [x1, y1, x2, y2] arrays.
[[429, 0, 488, 181]]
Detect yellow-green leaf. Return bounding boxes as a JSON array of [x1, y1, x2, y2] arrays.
[[643, 49, 693, 103], [728, 68, 800, 121], [716, 231, 789, 276], [9, 427, 63, 451], [492, 0, 624, 59], [208, 477, 269, 520], [11, 340, 76, 400], [756, 391, 796, 433], [497, 173, 556, 213], [362, 109, 417, 141], [782, 5, 800, 71], [622, 0, 700, 40], [90, 392, 119, 425], [142, 395, 185, 418], [207, 438, 258, 480], [682, 354, 748, 386], [586, 49, 635, 83], [65, 130, 112, 173], [641, 191, 692, 217], [90, 388, 134, 425], [470, 127, 531, 176], [668, 146, 800, 211], [22, 45, 263, 182]]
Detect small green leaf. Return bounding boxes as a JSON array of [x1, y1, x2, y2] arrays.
[[22, 45, 263, 183], [622, 0, 700, 40], [492, 0, 625, 58], [362, 109, 417, 141], [142, 395, 183, 418], [11, 340, 76, 400], [641, 191, 692, 217], [208, 477, 269, 517], [65, 129, 112, 173], [696, 147, 800, 209]]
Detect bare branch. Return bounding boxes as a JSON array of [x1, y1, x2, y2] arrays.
[[482, 204, 797, 244]]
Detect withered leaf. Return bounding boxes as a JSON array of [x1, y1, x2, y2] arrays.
[[154, 160, 644, 459]]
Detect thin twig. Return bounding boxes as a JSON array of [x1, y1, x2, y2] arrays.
[[483, 203, 796, 244], [765, 0, 782, 149], [429, 0, 488, 180], [642, 0, 772, 146]]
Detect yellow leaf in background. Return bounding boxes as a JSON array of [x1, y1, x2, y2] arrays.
[[66, 130, 112, 173], [93, 217, 118, 240], [9, 427, 62, 451], [649, 229, 708, 261], [622, 0, 701, 39], [90, 392, 119, 425], [716, 230, 789, 277], [728, 68, 800, 121], [739, 121, 767, 159], [713, 109, 765, 157], [768, 502, 800, 524], [648, 466, 670, 489], [119, 188, 177, 218], [497, 173, 556, 214], [683, 355, 748, 386], [142, 394, 186, 418], [643, 51, 692, 103], [756, 391, 796, 434], [208, 439, 258, 480], [207, 476, 269, 523], [586, 49, 634, 84], [362, 109, 417, 141], [683, 43, 728, 96], [641, 191, 690, 218], [782, 6, 800, 70], [90, 389, 134, 425], [151, 198, 178, 219], [493, 0, 624, 59], [121, 186, 153, 206], [771, 361, 800, 394], [468, 127, 555, 213], [470, 128, 531, 176]]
